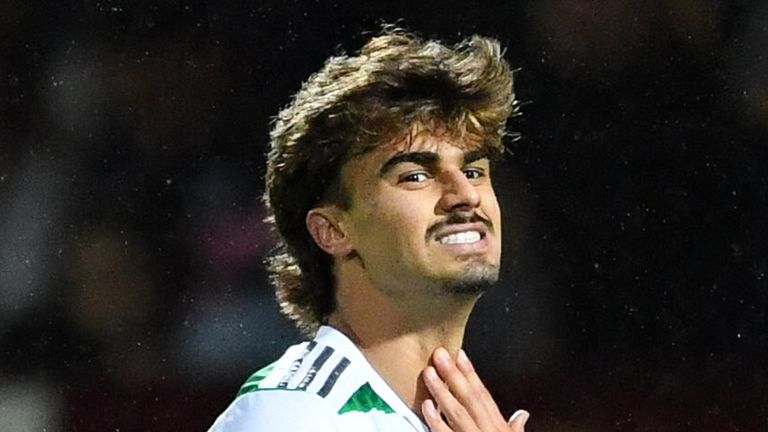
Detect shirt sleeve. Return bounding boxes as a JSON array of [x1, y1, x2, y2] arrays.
[[208, 390, 339, 432]]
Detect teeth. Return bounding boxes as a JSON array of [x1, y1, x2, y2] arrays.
[[439, 231, 481, 245]]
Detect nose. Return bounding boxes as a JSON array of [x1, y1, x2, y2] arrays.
[[437, 169, 481, 213]]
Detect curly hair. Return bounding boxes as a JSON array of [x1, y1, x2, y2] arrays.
[[264, 27, 518, 334]]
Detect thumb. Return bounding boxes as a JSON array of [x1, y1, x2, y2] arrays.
[[507, 410, 530, 432]]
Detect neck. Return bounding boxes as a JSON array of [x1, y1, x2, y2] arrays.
[[328, 275, 479, 415]]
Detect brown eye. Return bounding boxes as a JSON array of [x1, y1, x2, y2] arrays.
[[399, 172, 430, 183], [463, 168, 485, 180]]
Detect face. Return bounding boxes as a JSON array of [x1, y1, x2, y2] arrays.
[[338, 130, 502, 299]]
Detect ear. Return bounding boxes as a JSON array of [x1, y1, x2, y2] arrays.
[[306, 207, 353, 257]]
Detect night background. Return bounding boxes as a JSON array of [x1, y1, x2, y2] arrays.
[[1, 1, 766, 431]]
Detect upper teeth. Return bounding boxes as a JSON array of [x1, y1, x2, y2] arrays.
[[440, 231, 481, 244]]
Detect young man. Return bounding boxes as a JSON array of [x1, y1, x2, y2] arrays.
[[209, 28, 529, 432]]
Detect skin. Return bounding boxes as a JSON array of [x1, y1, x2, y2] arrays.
[[306, 128, 529, 432]]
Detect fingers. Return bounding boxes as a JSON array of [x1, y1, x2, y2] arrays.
[[421, 398, 452, 432], [455, 349, 506, 422], [423, 348, 531, 432], [508, 410, 530, 432], [426, 348, 498, 431], [422, 398, 531, 432], [422, 365, 477, 431]]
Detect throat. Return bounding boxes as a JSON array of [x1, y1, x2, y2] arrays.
[[328, 310, 470, 415]]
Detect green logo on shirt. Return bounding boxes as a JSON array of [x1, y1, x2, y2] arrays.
[[338, 382, 395, 415]]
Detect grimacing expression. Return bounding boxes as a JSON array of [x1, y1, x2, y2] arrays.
[[338, 131, 502, 298]]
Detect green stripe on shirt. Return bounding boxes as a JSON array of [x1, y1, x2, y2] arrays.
[[237, 362, 277, 396]]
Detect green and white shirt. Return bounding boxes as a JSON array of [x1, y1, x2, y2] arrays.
[[208, 326, 430, 432]]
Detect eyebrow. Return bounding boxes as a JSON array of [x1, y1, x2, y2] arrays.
[[463, 148, 492, 165], [379, 151, 439, 176], [378, 148, 492, 176]]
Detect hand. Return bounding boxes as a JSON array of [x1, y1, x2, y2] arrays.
[[421, 347, 529, 432]]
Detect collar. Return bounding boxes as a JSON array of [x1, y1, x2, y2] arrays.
[[315, 325, 430, 432]]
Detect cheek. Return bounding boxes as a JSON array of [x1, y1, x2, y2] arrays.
[[354, 197, 405, 244], [483, 186, 501, 212], [369, 197, 428, 249], [492, 200, 502, 228], [485, 192, 503, 236]]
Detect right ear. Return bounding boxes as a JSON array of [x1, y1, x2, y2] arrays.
[[306, 206, 353, 257]]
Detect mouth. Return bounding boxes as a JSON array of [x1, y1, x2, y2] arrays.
[[438, 230, 483, 245], [431, 222, 491, 254], [426, 212, 494, 242]]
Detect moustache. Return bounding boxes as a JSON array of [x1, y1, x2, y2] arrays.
[[425, 211, 494, 242]]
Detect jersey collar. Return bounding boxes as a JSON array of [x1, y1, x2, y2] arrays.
[[315, 325, 430, 432]]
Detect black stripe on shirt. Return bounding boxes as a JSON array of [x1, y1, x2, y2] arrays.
[[277, 341, 317, 388], [296, 346, 334, 390], [316, 357, 350, 398]]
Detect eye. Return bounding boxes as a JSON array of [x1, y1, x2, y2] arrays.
[[399, 172, 431, 183], [463, 167, 485, 180]]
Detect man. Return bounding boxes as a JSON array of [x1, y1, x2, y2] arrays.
[[209, 27, 529, 432]]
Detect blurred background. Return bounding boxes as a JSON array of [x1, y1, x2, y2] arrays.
[[1, 1, 766, 430]]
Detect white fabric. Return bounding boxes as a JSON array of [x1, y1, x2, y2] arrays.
[[208, 326, 430, 432]]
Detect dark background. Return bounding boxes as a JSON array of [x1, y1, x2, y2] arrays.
[[1, 1, 766, 431]]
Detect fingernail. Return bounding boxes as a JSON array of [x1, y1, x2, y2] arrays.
[[509, 410, 530, 425], [434, 347, 450, 363], [458, 349, 469, 363]]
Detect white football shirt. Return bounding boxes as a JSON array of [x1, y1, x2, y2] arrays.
[[208, 326, 430, 432]]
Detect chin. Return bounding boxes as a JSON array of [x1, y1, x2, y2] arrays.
[[437, 263, 500, 295]]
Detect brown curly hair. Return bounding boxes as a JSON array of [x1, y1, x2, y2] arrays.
[[264, 27, 518, 334]]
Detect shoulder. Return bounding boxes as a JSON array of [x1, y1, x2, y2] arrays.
[[208, 341, 344, 432], [208, 388, 337, 432], [208, 328, 425, 432]]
